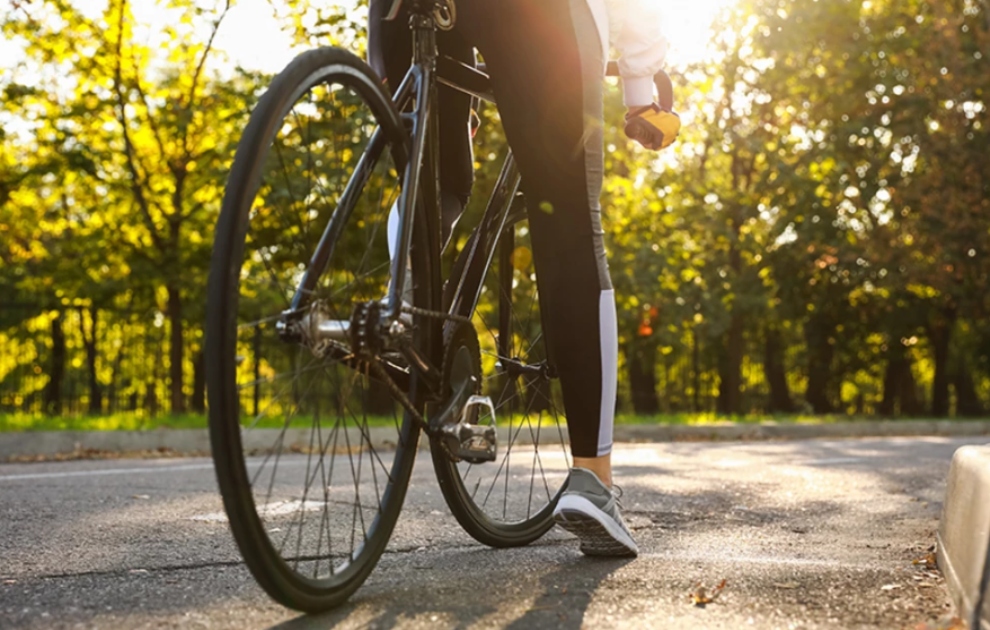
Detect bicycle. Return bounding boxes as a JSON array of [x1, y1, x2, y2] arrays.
[[206, 0, 674, 613]]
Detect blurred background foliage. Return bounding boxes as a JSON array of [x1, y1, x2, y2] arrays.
[[1, 0, 987, 422]]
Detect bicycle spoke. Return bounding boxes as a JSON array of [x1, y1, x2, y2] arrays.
[[333, 365, 397, 487], [480, 373, 542, 510], [255, 369, 323, 509], [283, 405, 322, 569]]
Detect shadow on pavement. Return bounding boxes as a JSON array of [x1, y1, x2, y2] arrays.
[[268, 550, 632, 630]]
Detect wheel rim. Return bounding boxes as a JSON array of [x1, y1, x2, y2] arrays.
[[218, 70, 420, 587]]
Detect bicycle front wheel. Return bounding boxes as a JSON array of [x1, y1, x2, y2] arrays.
[[432, 196, 571, 547], [206, 47, 436, 613]]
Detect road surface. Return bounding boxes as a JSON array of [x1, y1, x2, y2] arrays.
[[1, 437, 975, 629]]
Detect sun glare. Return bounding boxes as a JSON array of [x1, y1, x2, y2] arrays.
[[2, 0, 736, 76], [660, 0, 738, 66], [210, 0, 737, 74]]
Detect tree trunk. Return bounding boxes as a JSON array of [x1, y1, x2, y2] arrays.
[[691, 325, 701, 412], [717, 313, 744, 414], [524, 334, 550, 414], [167, 283, 186, 414], [191, 348, 206, 413], [899, 361, 923, 416], [805, 316, 834, 414], [763, 326, 793, 413], [626, 341, 659, 414], [954, 363, 985, 417], [365, 379, 398, 416], [80, 307, 102, 415], [879, 346, 904, 417], [928, 308, 955, 417], [44, 311, 66, 416], [107, 343, 125, 414], [148, 329, 164, 417]]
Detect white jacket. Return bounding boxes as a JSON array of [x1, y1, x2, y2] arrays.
[[587, 0, 669, 106]]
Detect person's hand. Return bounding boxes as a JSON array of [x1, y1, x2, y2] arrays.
[[624, 103, 681, 150]]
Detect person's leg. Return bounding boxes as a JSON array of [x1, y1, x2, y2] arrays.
[[368, 0, 474, 244], [459, 0, 617, 480], [458, 0, 635, 556], [574, 453, 613, 487]]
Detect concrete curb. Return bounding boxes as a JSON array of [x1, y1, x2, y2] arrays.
[[2, 420, 990, 461], [937, 445, 990, 630], [614, 420, 990, 442]]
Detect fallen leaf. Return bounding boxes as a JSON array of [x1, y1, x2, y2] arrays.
[[913, 552, 937, 570], [691, 579, 727, 606]]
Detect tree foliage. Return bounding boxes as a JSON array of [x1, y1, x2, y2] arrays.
[[1, 0, 987, 418]]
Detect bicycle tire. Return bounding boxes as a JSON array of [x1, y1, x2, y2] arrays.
[[207, 47, 436, 613], [431, 194, 571, 548]]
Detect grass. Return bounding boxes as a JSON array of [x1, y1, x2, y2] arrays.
[[0, 413, 400, 432], [0, 413, 210, 432], [2, 411, 978, 432]]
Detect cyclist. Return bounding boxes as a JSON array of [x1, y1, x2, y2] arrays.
[[370, 0, 679, 558]]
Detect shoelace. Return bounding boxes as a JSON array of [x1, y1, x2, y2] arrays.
[[610, 483, 625, 508]]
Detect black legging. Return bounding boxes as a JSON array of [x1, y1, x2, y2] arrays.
[[369, 0, 617, 458]]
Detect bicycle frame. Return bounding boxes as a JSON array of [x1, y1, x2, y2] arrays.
[[276, 2, 522, 418], [383, 5, 525, 406], [278, 1, 671, 416]]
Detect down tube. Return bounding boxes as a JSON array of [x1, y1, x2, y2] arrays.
[[448, 154, 521, 321]]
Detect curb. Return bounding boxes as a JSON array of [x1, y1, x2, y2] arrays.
[[2, 420, 990, 461], [937, 445, 990, 630], [614, 420, 990, 442]]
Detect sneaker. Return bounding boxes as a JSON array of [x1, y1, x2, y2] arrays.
[[553, 468, 639, 557]]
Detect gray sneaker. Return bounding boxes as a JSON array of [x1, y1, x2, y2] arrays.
[[552, 467, 639, 557]]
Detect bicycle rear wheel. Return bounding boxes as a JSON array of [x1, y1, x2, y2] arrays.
[[207, 47, 436, 613], [432, 190, 571, 547]]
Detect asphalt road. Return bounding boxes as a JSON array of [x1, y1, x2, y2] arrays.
[[1, 437, 979, 629]]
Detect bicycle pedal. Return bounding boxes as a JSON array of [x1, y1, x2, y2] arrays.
[[441, 395, 497, 464]]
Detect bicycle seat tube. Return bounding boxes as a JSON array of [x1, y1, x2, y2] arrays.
[[383, 5, 442, 323]]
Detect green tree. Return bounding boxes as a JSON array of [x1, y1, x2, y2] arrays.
[[3, 0, 258, 414]]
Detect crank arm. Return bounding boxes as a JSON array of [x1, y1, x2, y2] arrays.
[[427, 373, 476, 434]]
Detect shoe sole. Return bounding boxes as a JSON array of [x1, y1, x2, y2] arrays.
[[553, 494, 639, 557]]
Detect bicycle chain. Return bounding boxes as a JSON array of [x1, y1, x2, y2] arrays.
[[400, 304, 472, 325], [366, 357, 428, 428]]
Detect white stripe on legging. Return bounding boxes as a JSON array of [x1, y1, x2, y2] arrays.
[[598, 289, 618, 456]]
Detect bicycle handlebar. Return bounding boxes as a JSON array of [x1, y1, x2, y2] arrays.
[[605, 61, 674, 112]]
